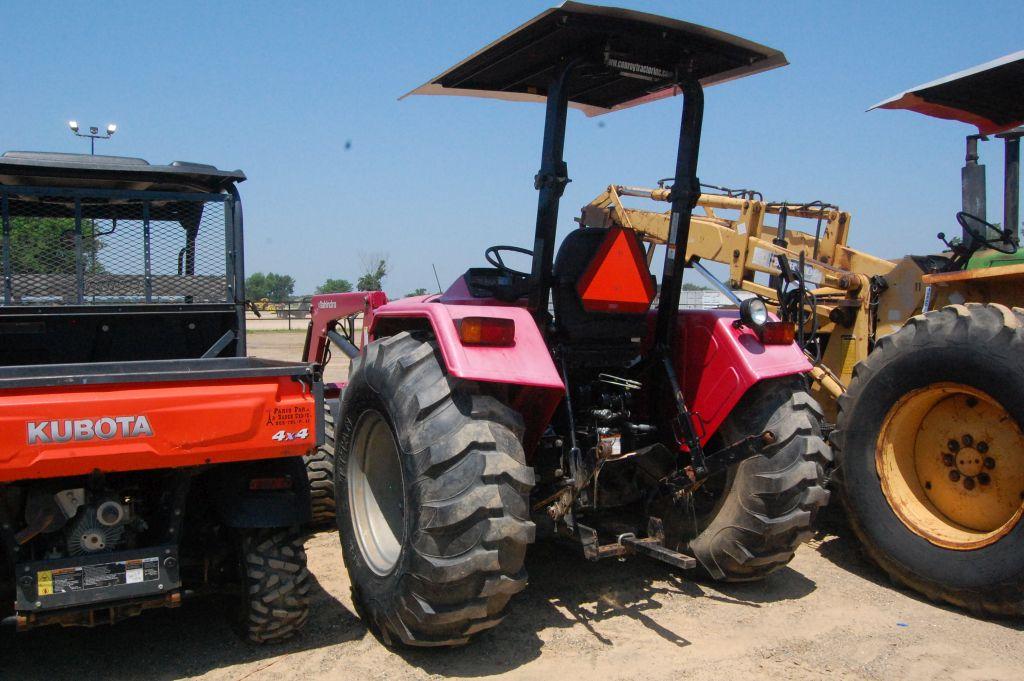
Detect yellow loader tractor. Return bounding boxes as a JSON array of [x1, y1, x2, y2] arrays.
[[580, 52, 1024, 617]]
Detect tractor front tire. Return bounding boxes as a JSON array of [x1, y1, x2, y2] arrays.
[[835, 303, 1024, 617], [680, 377, 832, 581], [237, 526, 311, 643], [335, 332, 535, 647], [306, 399, 338, 525]]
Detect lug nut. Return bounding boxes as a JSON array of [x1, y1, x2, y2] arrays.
[[977, 441, 989, 454], [942, 454, 955, 467], [962, 434, 974, 447], [984, 457, 996, 470], [963, 477, 976, 490], [978, 472, 991, 485], [948, 439, 960, 452], [949, 470, 961, 482]]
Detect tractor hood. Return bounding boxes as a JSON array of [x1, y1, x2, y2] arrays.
[[870, 50, 1024, 135], [402, 1, 787, 116]]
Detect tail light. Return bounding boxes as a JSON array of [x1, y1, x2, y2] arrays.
[[457, 317, 515, 346], [759, 321, 796, 345]]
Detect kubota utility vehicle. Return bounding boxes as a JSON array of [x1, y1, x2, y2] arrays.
[[306, 3, 831, 647], [0, 152, 315, 641], [578, 51, 1024, 617]]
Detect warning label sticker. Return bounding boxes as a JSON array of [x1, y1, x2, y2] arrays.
[[37, 557, 159, 598], [266, 405, 310, 428]]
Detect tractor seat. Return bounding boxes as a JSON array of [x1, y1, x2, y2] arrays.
[[552, 227, 653, 366]]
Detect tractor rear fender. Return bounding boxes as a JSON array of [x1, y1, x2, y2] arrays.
[[204, 457, 312, 528], [673, 309, 812, 446], [368, 298, 565, 454]]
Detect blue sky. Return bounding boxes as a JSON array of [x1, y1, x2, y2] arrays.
[[3, 1, 1021, 297]]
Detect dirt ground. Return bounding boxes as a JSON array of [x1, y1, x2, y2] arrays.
[[2, 332, 1020, 681]]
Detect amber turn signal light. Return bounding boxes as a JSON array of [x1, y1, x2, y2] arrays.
[[457, 317, 515, 346], [759, 321, 796, 345]]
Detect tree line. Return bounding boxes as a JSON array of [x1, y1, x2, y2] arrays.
[[244, 253, 430, 301]]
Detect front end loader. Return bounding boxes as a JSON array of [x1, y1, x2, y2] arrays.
[[581, 50, 1024, 617]]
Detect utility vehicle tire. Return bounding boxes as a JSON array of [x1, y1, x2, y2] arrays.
[[335, 332, 535, 647], [835, 303, 1024, 617], [306, 399, 339, 525], [237, 526, 311, 643], [674, 377, 832, 581]]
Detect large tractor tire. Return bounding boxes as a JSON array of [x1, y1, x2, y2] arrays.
[[668, 377, 832, 581], [306, 399, 339, 525], [237, 526, 311, 643], [835, 303, 1024, 617], [335, 332, 535, 647]]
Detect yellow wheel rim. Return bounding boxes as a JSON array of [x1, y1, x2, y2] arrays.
[[876, 383, 1024, 550]]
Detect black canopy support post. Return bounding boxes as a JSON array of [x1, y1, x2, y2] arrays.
[[652, 80, 706, 459], [1002, 131, 1021, 241], [1, 192, 11, 305], [654, 80, 705, 346], [528, 58, 579, 319], [962, 134, 987, 249]]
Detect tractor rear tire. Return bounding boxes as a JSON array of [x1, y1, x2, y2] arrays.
[[237, 526, 311, 643], [306, 399, 338, 525], [335, 332, 535, 647], [835, 303, 1024, 617], [679, 377, 832, 581]]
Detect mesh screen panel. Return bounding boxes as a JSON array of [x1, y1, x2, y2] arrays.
[[1, 191, 231, 305]]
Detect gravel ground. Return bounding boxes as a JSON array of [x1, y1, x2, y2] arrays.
[[2, 332, 1018, 680]]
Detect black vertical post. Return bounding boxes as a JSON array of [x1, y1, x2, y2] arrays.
[[1, 192, 11, 305], [228, 186, 247, 355], [143, 201, 153, 303], [1004, 134, 1020, 242], [528, 59, 578, 318], [74, 198, 85, 304], [654, 81, 704, 348]]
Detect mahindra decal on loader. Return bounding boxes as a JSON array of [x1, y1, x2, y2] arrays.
[[0, 152, 317, 642]]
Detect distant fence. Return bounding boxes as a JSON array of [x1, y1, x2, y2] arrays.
[[245, 298, 311, 331]]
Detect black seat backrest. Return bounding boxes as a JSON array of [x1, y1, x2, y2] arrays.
[[552, 228, 652, 355]]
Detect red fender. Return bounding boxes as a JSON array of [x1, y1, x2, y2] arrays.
[[673, 309, 811, 445], [369, 297, 564, 455]]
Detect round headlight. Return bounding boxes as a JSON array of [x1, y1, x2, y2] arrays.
[[740, 297, 769, 327]]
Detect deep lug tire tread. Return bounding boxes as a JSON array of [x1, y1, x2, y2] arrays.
[[834, 303, 1024, 617], [337, 332, 535, 647], [687, 377, 832, 581], [305, 399, 338, 525], [239, 526, 311, 643]]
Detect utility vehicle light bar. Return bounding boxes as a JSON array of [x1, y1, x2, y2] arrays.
[[870, 50, 1024, 135], [402, 1, 787, 116]]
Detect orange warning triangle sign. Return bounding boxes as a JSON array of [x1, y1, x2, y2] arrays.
[[576, 227, 655, 313]]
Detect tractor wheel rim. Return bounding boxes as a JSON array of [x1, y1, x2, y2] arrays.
[[876, 382, 1024, 550], [348, 409, 406, 575]]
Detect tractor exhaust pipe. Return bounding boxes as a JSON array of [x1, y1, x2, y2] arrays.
[[999, 128, 1022, 242], [962, 134, 987, 249]]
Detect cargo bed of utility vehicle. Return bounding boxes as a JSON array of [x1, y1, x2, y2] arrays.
[[0, 356, 322, 482]]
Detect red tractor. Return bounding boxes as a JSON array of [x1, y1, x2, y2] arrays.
[[306, 2, 831, 647]]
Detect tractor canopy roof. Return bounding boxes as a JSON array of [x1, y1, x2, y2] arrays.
[[870, 50, 1024, 135], [403, 1, 787, 116], [0, 151, 246, 194]]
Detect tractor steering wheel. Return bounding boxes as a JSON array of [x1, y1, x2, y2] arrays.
[[956, 211, 1018, 255], [485, 245, 534, 277]]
